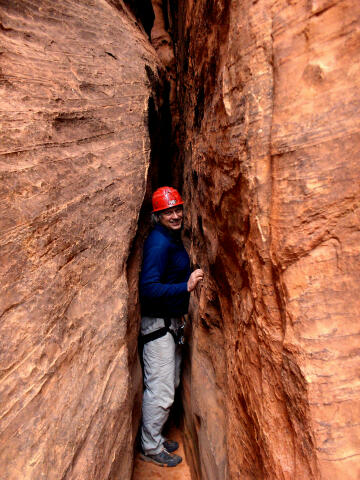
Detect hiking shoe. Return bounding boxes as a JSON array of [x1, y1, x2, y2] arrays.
[[140, 448, 182, 467], [163, 439, 179, 453]]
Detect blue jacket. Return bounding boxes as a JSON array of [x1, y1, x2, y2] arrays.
[[140, 224, 191, 318]]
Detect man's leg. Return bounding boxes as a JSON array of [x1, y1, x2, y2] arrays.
[[163, 324, 182, 453], [174, 343, 182, 389], [141, 331, 176, 455]]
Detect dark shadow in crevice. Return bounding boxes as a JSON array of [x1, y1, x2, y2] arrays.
[[145, 64, 176, 191], [128, 57, 186, 474], [123, 0, 155, 38]]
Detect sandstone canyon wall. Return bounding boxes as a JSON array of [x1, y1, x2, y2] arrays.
[[171, 0, 360, 479], [1, 1, 360, 479], [0, 2, 161, 479]]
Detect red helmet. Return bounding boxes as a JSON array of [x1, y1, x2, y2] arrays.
[[152, 186, 184, 212]]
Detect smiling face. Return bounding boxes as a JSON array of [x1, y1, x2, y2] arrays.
[[158, 205, 184, 231]]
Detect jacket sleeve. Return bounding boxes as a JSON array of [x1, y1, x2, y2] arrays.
[[140, 238, 188, 301]]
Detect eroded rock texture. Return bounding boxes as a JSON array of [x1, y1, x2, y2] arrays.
[[172, 0, 360, 479], [0, 2, 160, 478]]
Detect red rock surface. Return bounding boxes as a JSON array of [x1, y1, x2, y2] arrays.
[[0, 2, 160, 479], [172, 0, 360, 479]]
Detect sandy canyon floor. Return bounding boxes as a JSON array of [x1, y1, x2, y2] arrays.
[[132, 426, 191, 480]]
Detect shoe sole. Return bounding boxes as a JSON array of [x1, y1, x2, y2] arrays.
[[139, 452, 182, 467]]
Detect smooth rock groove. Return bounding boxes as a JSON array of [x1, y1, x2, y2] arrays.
[[0, 1, 161, 479]]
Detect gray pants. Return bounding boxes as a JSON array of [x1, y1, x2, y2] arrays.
[[141, 316, 182, 455]]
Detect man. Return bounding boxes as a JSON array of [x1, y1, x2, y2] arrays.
[[139, 186, 204, 467]]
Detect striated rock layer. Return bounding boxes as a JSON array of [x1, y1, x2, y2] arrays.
[[0, 2, 161, 479], [172, 0, 360, 479]]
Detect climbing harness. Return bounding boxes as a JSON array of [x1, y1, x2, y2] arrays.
[[140, 318, 185, 346]]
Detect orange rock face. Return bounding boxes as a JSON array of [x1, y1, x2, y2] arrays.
[[172, 0, 360, 479], [0, 2, 160, 479]]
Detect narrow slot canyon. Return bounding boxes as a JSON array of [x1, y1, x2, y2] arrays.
[[1, 1, 360, 480]]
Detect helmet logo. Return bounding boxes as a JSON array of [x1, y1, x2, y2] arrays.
[[168, 199, 176, 206]]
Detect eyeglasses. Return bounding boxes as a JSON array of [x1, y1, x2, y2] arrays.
[[160, 206, 184, 217]]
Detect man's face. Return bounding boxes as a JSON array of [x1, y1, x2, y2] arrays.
[[159, 205, 184, 231]]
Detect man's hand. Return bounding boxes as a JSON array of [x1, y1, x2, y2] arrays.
[[187, 269, 204, 292]]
